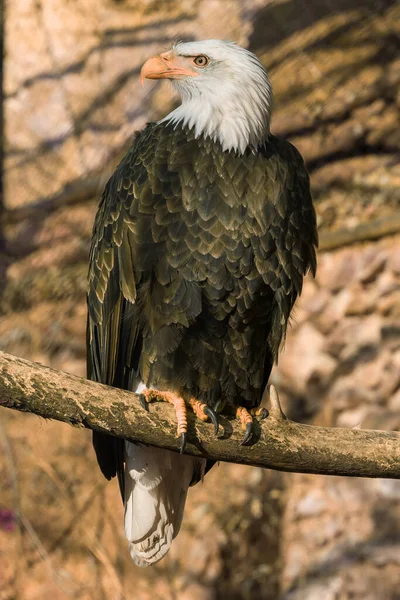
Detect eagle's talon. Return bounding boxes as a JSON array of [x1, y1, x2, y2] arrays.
[[259, 407, 269, 420], [180, 432, 187, 454], [204, 406, 219, 435], [139, 394, 149, 411], [214, 399, 222, 414], [241, 422, 253, 446]]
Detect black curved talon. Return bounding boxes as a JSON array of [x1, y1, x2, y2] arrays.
[[259, 408, 269, 420], [214, 399, 222, 414], [241, 422, 253, 446], [180, 432, 187, 454], [204, 406, 219, 435], [139, 394, 149, 411]]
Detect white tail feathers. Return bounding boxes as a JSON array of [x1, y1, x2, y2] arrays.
[[124, 441, 203, 567]]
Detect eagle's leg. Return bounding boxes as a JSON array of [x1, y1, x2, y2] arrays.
[[187, 398, 219, 435], [139, 391, 219, 452], [236, 406, 254, 446], [140, 390, 188, 452]]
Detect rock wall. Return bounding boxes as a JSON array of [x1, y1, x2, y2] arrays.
[[1, 0, 399, 599], [5, 0, 399, 221], [275, 236, 400, 429], [5, 0, 259, 209], [277, 235, 400, 600]]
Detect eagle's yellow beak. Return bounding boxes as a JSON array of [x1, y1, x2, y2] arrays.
[[140, 51, 199, 85]]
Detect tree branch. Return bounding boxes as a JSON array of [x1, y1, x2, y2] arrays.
[[0, 350, 399, 479]]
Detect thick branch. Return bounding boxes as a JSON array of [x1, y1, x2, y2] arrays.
[[0, 350, 399, 479]]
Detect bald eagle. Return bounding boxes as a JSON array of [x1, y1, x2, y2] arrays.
[[87, 40, 317, 567]]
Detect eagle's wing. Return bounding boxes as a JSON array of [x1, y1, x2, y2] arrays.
[[87, 128, 209, 566], [87, 128, 154, 493], [255, 137, 318, 365]]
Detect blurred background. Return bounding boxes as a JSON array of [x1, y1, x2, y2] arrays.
[[1, 0, 400, 598]]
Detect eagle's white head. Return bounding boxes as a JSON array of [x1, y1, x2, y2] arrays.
[[141, 40, 272, 155]]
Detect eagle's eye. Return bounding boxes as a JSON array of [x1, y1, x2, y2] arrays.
[[193, 55, 209, 67]]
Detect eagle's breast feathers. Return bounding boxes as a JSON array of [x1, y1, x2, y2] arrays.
[[88, 122, 317, 409]]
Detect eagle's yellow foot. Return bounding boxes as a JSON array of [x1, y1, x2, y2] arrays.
[[251, 406, 269, 419], [236, 406, 255, 446], [140, 389, 188, 453], [187, 398, 219, 435]]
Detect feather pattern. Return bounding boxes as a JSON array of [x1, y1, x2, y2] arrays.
[[87, 117, 317, 565], [124, 443, 199, 567]]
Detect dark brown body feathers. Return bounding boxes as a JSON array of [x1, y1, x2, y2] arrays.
[[87, 122, 317, 482]]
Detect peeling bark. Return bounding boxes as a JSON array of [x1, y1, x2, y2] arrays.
[[0, 350, 399, 479]]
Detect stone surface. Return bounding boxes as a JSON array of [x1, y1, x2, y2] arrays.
[[358, 251, 387, 284], [4, 0, 253, 209], [389, 387, 400, 411], [2, 1, 400, 599], [5, 0, 400, 235], [388, 249, 400, 275], [317, 250, 361, 293], [281, 473, 400, 600]]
